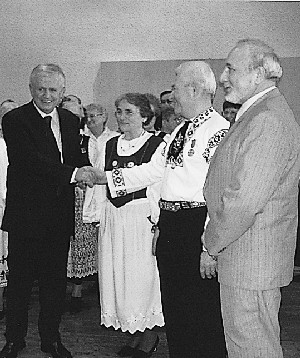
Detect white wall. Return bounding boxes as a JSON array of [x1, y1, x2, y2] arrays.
[[1, 0, 300, 111]]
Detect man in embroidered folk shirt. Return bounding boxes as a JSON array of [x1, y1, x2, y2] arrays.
[[93, 61, 229, 358]]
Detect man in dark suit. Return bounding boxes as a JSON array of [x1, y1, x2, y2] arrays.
[[0, 64, 94, 358]]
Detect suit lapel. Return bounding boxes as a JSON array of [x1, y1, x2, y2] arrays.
[[234, 88, 280, 125], [207, 88, 281, 178], [58, 107, 76, 164], [26, 102, 61, 160]]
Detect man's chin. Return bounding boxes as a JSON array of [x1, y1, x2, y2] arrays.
[[36, 103, 55, 114]]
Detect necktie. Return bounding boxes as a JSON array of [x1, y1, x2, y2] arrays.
[[167, 120, 191, 160], [44, 116, 52, 129]]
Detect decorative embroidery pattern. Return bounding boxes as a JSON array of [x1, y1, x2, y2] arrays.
[[166, 107, 214, 168], [112, 168, 128, 197], [202, 129, 228, 163]]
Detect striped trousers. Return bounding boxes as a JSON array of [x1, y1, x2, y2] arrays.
[[220, 284, 283, 358]]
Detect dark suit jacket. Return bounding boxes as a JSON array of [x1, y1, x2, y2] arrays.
[[1, 101, 86, 238], [204, 88, 300, 290]]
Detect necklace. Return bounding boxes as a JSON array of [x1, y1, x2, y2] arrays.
[[119, 130, 146, 152]]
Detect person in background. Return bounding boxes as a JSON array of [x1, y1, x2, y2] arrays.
[[0, 100, 19, 114], [143, 93, 166, 138], [98, 93, 164, 358], [82, 103, 119, 225], [67, 103, 119, 313], [221, 100, 241, 127], [160, 106, 183, 136], [159, 90, 174, 107], [93, 61, 229, 358], [61, 94, 84, 121], [0, 103, 19, 322], [0, 63, 94, 358], [61, 94, 94, 313], [203, 39, 300, 358]]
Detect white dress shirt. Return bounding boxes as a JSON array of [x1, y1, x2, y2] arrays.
[[235, 86, 276, 122]]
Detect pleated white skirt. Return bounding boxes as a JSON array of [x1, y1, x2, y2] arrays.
[[98, 198, 164, 333]]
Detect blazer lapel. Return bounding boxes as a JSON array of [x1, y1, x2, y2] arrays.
[[208, 88, 281, 176], [234, 88, 280, 125], [27, 102, 61, 160], [58, 107, 76, 164]]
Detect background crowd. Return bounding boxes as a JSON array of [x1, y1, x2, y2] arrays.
[[0, 38, 299, 358]]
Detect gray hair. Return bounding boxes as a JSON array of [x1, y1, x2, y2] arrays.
[[0, 100, 19, 122], [175, 61, 217, 97], [85, 103, 108, 124], [29, 64, 66, 86], [235, 39, 283, 83]]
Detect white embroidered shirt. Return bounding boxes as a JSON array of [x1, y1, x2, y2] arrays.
[[107, 108, 229, 203]]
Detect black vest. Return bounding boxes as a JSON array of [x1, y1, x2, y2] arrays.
[[105, 135, 162, 208]]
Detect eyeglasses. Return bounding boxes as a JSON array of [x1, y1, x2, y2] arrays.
[[115, 109, 139, 117], [86, 113, 104, 119]]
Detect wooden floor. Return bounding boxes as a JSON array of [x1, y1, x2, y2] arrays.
[[0, 276, 299, 357]]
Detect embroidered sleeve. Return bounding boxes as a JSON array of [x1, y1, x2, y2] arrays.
[[202, 129, 228, 163], [111, 168, 127, 197]]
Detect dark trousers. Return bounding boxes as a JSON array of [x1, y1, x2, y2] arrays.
[[5, 230, 70, 345], [156, 207, 226, 358]]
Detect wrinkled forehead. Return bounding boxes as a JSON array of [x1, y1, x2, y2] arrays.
[[31, 71, 65, 87], [227, 46, 252, 69]]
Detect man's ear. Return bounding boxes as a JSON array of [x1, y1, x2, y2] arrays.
[[255, 66, 266, 84], [61, 87, 66, 99], [189, 82, 198, 99]]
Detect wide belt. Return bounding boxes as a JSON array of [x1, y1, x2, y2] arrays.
[[159, 199, 206, 212]]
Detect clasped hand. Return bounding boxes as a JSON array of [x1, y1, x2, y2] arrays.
[[75, 166, 107, 188]]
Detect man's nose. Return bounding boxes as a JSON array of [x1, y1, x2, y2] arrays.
[[43, 89, 51, 98], [220, 69, 228, 84], [120, 113, 127, 121]]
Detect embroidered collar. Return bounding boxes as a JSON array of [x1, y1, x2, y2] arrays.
[[186, 107, 214, 142], [190, 107, 214, 125], [166, 107, 215, 168]]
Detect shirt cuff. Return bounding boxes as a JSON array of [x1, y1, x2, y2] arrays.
[[71, 168, 78, 183]]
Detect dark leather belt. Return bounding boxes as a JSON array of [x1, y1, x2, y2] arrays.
[[159, 199, 206, 212]]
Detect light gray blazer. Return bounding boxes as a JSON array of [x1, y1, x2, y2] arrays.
[[204, 88, 300, 290]]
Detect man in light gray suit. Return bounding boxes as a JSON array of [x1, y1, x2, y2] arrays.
[[202, 39, 300, 357]]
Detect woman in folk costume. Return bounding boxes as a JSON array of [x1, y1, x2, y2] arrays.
[[98, 93, 165, 358]]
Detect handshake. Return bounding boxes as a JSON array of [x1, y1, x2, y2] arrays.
[[75, 166, 107, 188]]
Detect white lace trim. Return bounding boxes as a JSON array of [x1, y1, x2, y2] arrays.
[[101, 309, 165, 334]]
